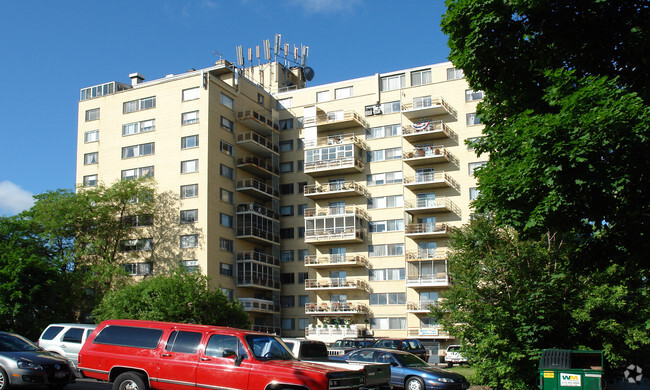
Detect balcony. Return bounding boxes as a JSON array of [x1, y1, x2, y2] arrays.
[[239, 298, 280, 314], [304, 254, 370, 268], [237, 156, 279, 178], [304, 157, 365, 177], [303, 133, 369, 150], [406, 273, 450, 288], [236, 203, 279, 220], [236, 253, 280, 291], [404, 222, 452, 238], [304, 205, 370, 220], [236, 251, 280, 267], [406, 301, 439, 313], [401, 97, 457, 119], [304, 180, 370, 200], [406, 327, 453, 339], [305, 278, 370, 291], [237, 110, 279, 136], [405, 251, 448, 262], [305, 324, 368, 344], [305, 302, 369, 316], [404, 197, 461, 217], [403, 146, 459, 167], [236, 132, 279, 157], [304, 227, 366, 244], [402, 121, 458, 143], [251, 325, 281, 335], [236, 225, 279, 245], [403, 172, 460, 192], [303, 110, 369, 132], [236, 178, 279, 200]]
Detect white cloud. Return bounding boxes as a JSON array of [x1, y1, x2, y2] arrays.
[[285, 0, 362, 14], [0, 181, 34, 216]]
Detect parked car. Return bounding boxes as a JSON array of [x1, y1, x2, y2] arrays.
[[329, 338, 378, 356], [332, 348, 470, 390], [282, 338, 390, 390], [444, 345, 467, 366], [371, 338, 428, 362], [79, 319, 365, 390], [38, 324, 97, 369], [0, 331, 76, 390]]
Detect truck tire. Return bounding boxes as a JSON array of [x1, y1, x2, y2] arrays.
[[406, 377, 424, 390], [0, 368, 9, 390], [113, 372, 148, 390]]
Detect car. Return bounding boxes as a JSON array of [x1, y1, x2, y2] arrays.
[[331, 348, 470, 390], [38, 324, 97, 369], [0, 331, 75, 390], [444, 345, 467, 366], [371, 338, 428, 362], [328, 338, 378, 356]]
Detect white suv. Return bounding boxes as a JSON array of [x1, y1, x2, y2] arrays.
[[38, 323, 97, 369], [445, 345, 468, 366]]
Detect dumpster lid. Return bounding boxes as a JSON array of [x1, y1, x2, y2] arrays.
[[540, 349, 572, 369], [539, 349, 603, 371]]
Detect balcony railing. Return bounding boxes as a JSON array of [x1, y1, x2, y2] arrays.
[[304, 227, 366, 243], [236, 225, 280, 244], [401, 97, 457, 119], [303, 133, 369, 150], [304, 254, 369, 268], [403, 146, 459, 166], [405, 222, 452, 236], [250, 325, 281, 335], [305, 278, 370, 291], [236, 203, 279, 220], [305, 302, 369, 315], [406, 301, 439, 312], [304, 205, 370, 220], [402, 120, 458, 142], [239, 298, 280, 314], [405, 251, 448, 262], [406, 273, 450, 287], [404, 197, 461, 217], [237, 156, 279, 177], [303, 110, 369, 131], [403, 172, 460, 191], [236, 178, 279, 199], [237, 110, 279, 135], [304, 157, 365, 175], [236, 251, 280, 267], [304, 180, 370, 199], [236, 270, 280, 290], [236, 132, 279, 155]]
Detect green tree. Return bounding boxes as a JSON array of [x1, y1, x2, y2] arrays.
[[92, 267, 250, 329]]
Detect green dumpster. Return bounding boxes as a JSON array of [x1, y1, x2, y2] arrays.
[[539, 349, 604, 390]]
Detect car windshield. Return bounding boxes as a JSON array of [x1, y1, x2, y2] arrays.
[[0, 333, 40, 352], [447, 346, 461, 352], [395, 353, 428, 367], [245, 335, 294, 360]]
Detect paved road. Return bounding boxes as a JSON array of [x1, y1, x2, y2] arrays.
[[69, 378, 112, 390]]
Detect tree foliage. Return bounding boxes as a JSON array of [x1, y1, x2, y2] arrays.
[[93, 267, 250, 329]]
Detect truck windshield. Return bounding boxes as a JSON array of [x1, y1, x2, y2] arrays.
[[246, 335, 294, 360]]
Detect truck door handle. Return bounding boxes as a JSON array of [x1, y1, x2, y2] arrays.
[[200, 357, 211, 361], [161, 353, 172, 357]]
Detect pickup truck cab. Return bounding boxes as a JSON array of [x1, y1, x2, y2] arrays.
[[78, 319, 364, 390], [282, 338, 390, 390]]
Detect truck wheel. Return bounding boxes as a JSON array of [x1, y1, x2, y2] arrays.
[[113, 372, 148, 390], [406, 377, 424, 390], [0, 368, 9, 390]]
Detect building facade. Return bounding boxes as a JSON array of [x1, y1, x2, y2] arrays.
[[76, 59, 484, 362]]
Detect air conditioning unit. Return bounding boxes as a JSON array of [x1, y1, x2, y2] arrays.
[[373, 105, 382, 115], [364, 106, 375, 116]]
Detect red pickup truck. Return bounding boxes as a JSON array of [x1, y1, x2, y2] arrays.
[[78, 319, 364, 390]]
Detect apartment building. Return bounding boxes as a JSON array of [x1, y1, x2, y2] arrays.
[[76, 59, 484, 362]]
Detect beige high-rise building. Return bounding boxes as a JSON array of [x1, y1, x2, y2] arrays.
[[76, 58, 484, 362]]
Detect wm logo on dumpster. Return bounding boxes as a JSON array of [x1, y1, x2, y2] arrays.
[[560, 374, 581, 387]]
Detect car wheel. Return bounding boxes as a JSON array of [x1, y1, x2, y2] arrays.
[[113, 372, 148, 390], [406, 377, 425, 390], [0, 368, 9, 390]]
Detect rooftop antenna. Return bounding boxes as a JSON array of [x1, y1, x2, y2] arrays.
[[274, 34, 282, 60], [235, 45, 244, 67], [263, 39, 271, 61], [212, 51, 223, 61]]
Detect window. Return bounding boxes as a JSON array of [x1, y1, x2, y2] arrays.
[[447, 67, 464, 80], [279, 119, 293, 130], [83, 174, 98, 187], [61, 328, 84, 344], [180, 234, 198, 249], [181, 159, 199, 173], [367, 147, 401, 162], [123, 97, 155, 113], [221, 93, 234, 109], [468, 161, 487, 176], [221, 116, 234, 132], [85, 108, 100, 121], [182, 87, 200, 101], [466, 136, 484, 150], [281, 250, 294, 262], [280, 183, 294, 195], [123, 119, 155, 136], [368, 243, 404, 257], [281, 296, 295, 308], [280, 205, 294, 216], [298, 249, 308, 261], [277, 97, 292, 110], [296, 117, 304, 129], [335, 86, 353, 99], [411, 69, 432, 86], [84, 152, 98, 165], [220, 288, 234, 301], [299, 295, 309, 307], [122, 143, 154, 159], [181, 260, 199, 272], [220, 213, 233, 228], [257, 93, 265, 105], [220, 238, 233, 252], [220, 164, 233, 179], [281, 318, 295, 331], [122, 214, 153, 227], [370, 293, 406, 305], [84, 130, 99, 143], [466, 89, 485, 101], [298, 181, 306, 193], [297, 139, 305, 150], [280, 228, 294, 239], [180, 209, 198, 224], [470, 187, 480, 201], [370, 268, 405, 281], [120, 238, 153, 252], [466, 112, 481, 126], [379, 100, 401, 114], [298, 318, 309, 330], [298, 272, 308, 284], [316, 90, 330, 102], [93, 325, 162, 349], [279, 140, 293, 152], [220, 188, 233, 204], [220, 262, 233, 277], [220, 140, 233, 155], [166, 331, 202, 354], [298, 204, 308, 216], [367, 171, 403, 186], [298, 227, 305, 238], [369, 219, 404, 233], [182, 111, 199, 125], [381, 74, 405, 91], [122, 262, 153, 276], [366, 124, 401, 139], [368, 195, 403, 209], [280, 273, 295, 284], [121, 166, 154, 180], [370, 317, 406, 330], [182, 135, 199, 149], [297, 160, 304, 172], [280, 162, 293, 173], [181, 184, 198, 199]]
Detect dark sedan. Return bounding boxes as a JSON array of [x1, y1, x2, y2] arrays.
[[331, 348, 469, 390]]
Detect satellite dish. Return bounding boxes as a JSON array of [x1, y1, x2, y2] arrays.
[[303, 66, 315, 81]]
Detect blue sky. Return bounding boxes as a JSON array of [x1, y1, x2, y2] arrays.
[[0, 0, 450, 216]]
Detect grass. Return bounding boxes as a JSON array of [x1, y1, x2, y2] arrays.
[[445, 365, 476, 383]]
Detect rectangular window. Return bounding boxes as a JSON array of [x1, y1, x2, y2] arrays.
[[335, 86, 353, 99], [220, 140, 233, 156], [220, 262, 233, 277], [180, 209, 198, 224], [279, 118, 293, 130], [367, 171, 403, 186], [182, 87, 200, 101], [122, 143, 154, 159], [220, 188, 233, 204], [298, 181, 306, 193], [466, 89, 485, 101], [83, 174, 98, 187], [281, 318, 295, 331], [122, 214, 153, 227], [299, 295, 309, 307], [468, 161, 487, 176], [470, 187, 480, 201], [298, 272, 308, 284], [221, 93, 234, 109], [181, 159, 199, 173], [370, 317, 406, 330], [280, 228, 294, 239], [220, 164, 233, 179], [182, 135, 199, 149], [280, 273, 295, 284], [280, 205, 294, 216], [277, 97, 292, 110], [257, 93, 265, 105], [369, 268, 405, 281], [219, 238, 233, 252], [120, 238, 154, 252], [182, 111, 199, 125], [279, 140, 293, 152], [367, 147, 402, 162], [297, 204, 307, 216], [85, 108, 100, 121], [84, 152, 98, 165], [369, 219, 404, 233], [221, 116, 234, 132], [298, 227, 305, 238], [368, 195, 403, 209], [281, 296, 295, 308], [84, 130, 99, 143], [379, 101, 401, 114], [447, 67, 464, 80], [180, 234, 198, 248], [368, 243, 404, 257], [370, 293, 406, 305], [280, 183, 294, 195], [297, 160, 304, 172], [181, 184, 198, 199], [298, 318, 309, 330], [220, 213, 233, 228], [298, 249, 308, 262], [181, 260, 199, 273], [121, 166, 154, 180], [381, 74, 405, 91], [366, 124, 401, 139], [280, 162, 293, 173], [411, 69, 432, 86], [122, 262, 153, 276], [221, 288, 234, 301], [123, 97, 155, 113], [316, 90, 330, 102], [281, 250, 294, 262], [466, 112, 481, 126], [123, 119, 155, 136]]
